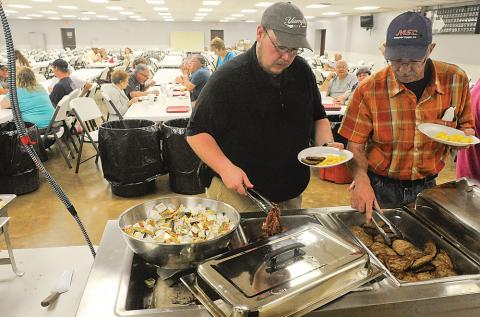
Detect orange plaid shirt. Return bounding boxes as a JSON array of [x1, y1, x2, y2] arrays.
[[339, 59, 474, 180]]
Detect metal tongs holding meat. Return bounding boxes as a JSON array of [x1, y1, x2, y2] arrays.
[[246, 188, 282, 237]]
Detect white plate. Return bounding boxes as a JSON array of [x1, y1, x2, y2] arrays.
[[297, 146, 353, 168], [418, 123, 480, 146]]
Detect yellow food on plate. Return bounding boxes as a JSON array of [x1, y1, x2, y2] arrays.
[[318, 154, 347, 166], [433, 132, 473, 143]]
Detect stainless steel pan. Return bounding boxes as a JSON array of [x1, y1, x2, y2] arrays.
[[118, 196, 241, 269]]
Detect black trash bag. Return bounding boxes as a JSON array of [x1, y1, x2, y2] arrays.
[[0, 121, 41, 194], [162, 119, 203, 195], [98, 120, 164, 187], [0, 121, 43, 175]]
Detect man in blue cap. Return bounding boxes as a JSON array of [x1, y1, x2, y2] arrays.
[[339, 11, 474, 221], [186, 2, 342, 212]]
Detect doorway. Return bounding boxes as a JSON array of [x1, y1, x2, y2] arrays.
[[314, 29, 326, 56], [61, 28, 76, 49], [210, 30, 224, 41]]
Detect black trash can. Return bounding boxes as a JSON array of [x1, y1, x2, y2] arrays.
[[0, 122, 41, 195], [162, 119, 203, 195], [98, 119, 164, 197]]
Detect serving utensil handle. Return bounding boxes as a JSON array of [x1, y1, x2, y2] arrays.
[[41, 291, 60, 307]]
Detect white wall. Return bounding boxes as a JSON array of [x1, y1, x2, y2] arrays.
[[309, 11, 480, 80], [1, 20, 257, 51]]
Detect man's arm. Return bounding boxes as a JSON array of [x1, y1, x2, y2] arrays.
[[314, 118, 335, 146], [129, 90, 149, 98], [347, 141, 379, 222], [186, 133, 252, 195]]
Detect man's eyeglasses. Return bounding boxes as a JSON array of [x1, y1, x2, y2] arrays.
[[388, 55, 428, 68], [264, 28, 303, 56]]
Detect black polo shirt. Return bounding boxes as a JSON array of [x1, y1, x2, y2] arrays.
[[186, 42, 327, 202], [124, 74, 145, 99]]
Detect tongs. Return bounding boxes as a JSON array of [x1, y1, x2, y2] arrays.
[[245, 188, 274, 215], [371, 207, 404, 245]]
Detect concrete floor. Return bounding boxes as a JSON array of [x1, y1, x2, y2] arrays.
[[1, 144, 457, 249]]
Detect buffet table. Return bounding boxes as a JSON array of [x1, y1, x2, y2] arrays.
[[76, 205, 480, 317]]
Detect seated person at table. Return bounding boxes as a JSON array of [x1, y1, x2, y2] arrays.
[[15, 49, 31, 68], [210, 37, 236, 69], [0, 64, 9, 94], [124, 64, 158, 100], [345, 66, 371, 105], [324, 60, 357, 106], [122, 47, 133, 68], [83, 48, 101, 65], [132, 57, 148, 70], [48, 66, 92, 96], [49, 59, 74, 107], [175, 54, 211, 102], [1, 67, 54, 129], [323, 53, 342, 71], [102, 70, 139, 121]]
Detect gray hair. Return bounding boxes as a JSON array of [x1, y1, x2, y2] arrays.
[[192, 54, 206, 67], [134, 64, 149, 73]]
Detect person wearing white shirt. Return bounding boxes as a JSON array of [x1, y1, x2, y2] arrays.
[[101, 70, 139, 120]]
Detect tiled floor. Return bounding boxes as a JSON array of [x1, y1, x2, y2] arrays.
[[1, 144, 457, 249]]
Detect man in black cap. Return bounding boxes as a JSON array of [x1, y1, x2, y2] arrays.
[[186, 2, 342, 212], [49, 59, 74, 107], [339, 11, 474, 221], [0, 64, 9, 95]]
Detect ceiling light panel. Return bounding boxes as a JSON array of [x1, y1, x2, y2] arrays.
[[306, 4, 330, 9], [58, 5, 78, 10], [354, 6, 380, 10], [8, 5, 32, 9], [255, 2, 273, 7], [241, 9, 257, 13], [202, 1, 221, 5], [146, 0, 164, 4], [106, 6, 124, 11]]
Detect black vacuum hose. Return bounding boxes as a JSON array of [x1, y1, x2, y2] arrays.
[[0, 5, 95, 257]]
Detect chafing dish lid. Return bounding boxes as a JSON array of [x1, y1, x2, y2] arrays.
[[414, 178, 480, 264], [197, 223, 373, 305]]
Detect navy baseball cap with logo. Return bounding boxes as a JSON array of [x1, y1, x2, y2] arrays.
[[261, 2, 312, 50], [384, 11, 432, 60]]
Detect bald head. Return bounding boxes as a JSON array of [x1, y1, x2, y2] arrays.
[[334, 53, 342, 61]]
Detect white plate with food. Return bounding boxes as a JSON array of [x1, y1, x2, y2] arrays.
[[418, 123, 480, 146], [298, 146, 353, 168]]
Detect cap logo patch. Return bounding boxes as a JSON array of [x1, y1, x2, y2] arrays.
[[394, 29, 420, 39], [284, 16, 306, 29]]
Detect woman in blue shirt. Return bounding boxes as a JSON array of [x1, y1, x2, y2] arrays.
[[210, 37, 236, 70], [1, 67, 54, 129]]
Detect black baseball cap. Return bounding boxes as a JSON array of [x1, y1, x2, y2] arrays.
[[52, 59, 69, 72], [385, 11, 432, 60], [261, 2, 312, 50]]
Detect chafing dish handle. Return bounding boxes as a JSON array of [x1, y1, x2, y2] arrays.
[[265, 242, 306, 272]]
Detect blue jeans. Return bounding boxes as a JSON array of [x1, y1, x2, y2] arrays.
[[368, 172, 437, 209]]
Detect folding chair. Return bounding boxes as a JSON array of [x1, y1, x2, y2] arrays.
[[41, 95, 78, 168], [69, 97, 105, 173], [101, 90, 124, 120]]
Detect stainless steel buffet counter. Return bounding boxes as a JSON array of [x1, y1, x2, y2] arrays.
[[76, 205, 480, 317]]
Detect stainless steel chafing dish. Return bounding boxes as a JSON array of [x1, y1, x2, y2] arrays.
[[181, 222, 382, 317], [331, 178, 480, 287]]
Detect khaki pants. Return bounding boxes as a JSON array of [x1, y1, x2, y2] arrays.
[[206, 177, 302, 212]]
